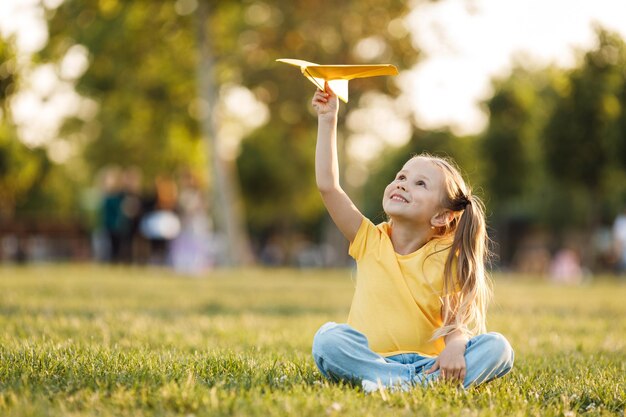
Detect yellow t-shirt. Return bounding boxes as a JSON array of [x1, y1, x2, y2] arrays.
[[347, 217, 453, 357]]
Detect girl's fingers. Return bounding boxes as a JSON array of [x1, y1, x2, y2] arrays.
[[323, 81, 336, 97], [424, 360, 465, 382], [315, 91, 330, 101], [316, 88, 330, 97], [424, 360, 439, 375], [312, 88, 335, 114], [438, 366, 463, 381]]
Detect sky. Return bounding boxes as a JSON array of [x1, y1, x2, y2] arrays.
[[3, 0, 626, 142], [404, 0, 626, 135]]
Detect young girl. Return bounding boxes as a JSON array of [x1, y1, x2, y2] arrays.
[[310, 84, 514, 391]]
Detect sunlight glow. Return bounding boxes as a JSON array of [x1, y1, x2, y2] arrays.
[[217, 84, 270, 160], [405, 0, 626, 135], [0, 0, 49, 54], [347, 92, 412, 163], [60, 44, 90, 80]]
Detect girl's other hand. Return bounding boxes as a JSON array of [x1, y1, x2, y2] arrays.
[[425, 338, 467, 384], [312, 82, 338, 119]]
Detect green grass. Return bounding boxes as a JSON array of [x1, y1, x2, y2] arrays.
[[0, 265, 624, 416]]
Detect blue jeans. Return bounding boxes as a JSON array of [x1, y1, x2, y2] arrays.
[[312, 322, 514, 391]]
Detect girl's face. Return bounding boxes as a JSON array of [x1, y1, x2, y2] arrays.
[[382, 157, 446, 226]]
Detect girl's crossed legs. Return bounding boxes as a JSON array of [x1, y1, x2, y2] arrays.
[[312, 322, 514, 392]]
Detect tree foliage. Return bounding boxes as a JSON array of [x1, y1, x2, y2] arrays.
[[39, 0, 418, 241], [543, 28, 626, 227], [0, 40, 51, 221], [44, 0, 204, 179]]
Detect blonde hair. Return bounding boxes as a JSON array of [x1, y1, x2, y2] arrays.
[[414, 154, 492, 339]]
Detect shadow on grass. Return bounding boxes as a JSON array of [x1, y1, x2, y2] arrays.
[[199, 302, 347, 317], [0, 303, 348, 319]]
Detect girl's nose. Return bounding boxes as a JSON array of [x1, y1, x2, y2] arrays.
[[396, 184, 406, 191]]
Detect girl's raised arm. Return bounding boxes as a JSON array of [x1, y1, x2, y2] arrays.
[[312, 84, 364, 242]]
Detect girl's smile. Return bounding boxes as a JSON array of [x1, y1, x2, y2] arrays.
[[390, 193, 409, 203]]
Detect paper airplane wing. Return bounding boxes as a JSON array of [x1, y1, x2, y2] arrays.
[[277, 58, 398, 103], [305, 64, 398, 80]]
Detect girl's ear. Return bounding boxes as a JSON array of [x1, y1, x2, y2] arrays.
[[430, 209, 454, 228]]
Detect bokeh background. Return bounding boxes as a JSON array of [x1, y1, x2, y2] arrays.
[[2, 0, 626, 279]]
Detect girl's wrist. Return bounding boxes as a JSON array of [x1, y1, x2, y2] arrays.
[[443, 338, 467, 355], [318, 113, 338, 124], [444, 331, 469, 346], [445, 337, 467, 348]]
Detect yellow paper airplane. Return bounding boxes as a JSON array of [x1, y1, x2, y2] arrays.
[[276, 58, 398, 103]]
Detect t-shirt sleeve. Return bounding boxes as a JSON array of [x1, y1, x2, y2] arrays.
[[348, 217, 376, 260]]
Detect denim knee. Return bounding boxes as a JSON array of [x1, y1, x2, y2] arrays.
[[312, 322, 348, 359], [482, 332, 514, 371]]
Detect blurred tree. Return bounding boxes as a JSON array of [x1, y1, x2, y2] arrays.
[[0, 39, 49, 221], [40, 0, 419, 264], [43, 1, 203, 176], [475, 28, 626, 268], [196, 1, 253, 265], [43, 0, 243, 261], [543, 28, 626, 235], [479, 66, 561, 264], [482, 69, 536, 204]]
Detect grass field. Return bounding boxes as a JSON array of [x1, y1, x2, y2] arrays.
[[0, 265, 624, 416]]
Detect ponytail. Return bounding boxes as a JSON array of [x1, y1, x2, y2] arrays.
[[433, 193, 492, 339]]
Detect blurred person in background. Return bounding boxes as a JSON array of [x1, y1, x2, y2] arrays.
[[549, 247, 583, 284], [119, 166, 144, 263], [613, 205, 626, 274], [140, 175, 180, 265], [99, 165, 125, 263], [170, 169, 214, 275]]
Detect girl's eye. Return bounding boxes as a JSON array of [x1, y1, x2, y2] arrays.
[[416, 180, 426, 187], [396, 175, 405, 180]]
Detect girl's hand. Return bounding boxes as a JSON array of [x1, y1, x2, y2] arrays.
[[312, 82, 338, 119], [425, 338, 467, 384]]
